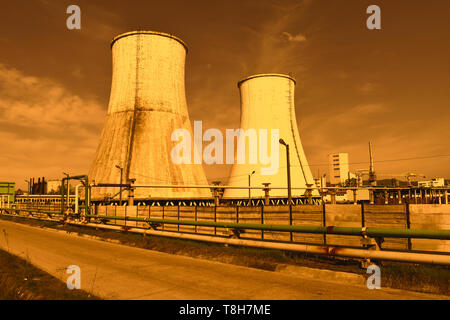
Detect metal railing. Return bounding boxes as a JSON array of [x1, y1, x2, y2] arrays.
[[84, 213, 450, 240]]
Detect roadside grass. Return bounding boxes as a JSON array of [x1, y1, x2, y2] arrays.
[[376, 261, 449, 294], [1, 214, 448, 295], [0, 248, 99, 300]]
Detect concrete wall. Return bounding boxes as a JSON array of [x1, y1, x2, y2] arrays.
[[363, 205, 408, 250], [410, 204, 450, 252], [325, 204, 361, 247]]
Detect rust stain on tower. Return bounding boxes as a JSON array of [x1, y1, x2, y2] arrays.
[[89, 31, 210, 200]]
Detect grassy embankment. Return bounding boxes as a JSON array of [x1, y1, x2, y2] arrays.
[[0, 247, 98, 300]]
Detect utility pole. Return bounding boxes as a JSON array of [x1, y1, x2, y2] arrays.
[[368, 142, 376, 186], [63, 172, 70, 205], [248, 170, 255, 205], [115, 165, 123, 206]]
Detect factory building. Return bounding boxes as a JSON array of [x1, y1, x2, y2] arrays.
[[0, 182, 15, 203], [328, 153, 349, 186], [418, 178, 445, 188], [89, 31, 211, 200], [47, 179, 61, 194]]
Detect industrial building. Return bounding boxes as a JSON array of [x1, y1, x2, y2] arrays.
[[0, 182, 15, 203], [418, 178, 445, 188], [47, 179, 61, 194], [328, 153, 349, 185], [224, 74, 317, 198], [88, 31, 211, 200]]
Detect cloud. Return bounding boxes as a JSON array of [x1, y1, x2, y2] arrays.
[[352, 103, 384, 114], [0, 63, 104, 186], [303, 103, 385, 129], [240, 0, 312, 73], [299, 101, 450, 179], [359, 82, 378, 93], [282, 31, 307, 43]]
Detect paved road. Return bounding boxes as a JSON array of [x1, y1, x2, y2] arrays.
[[0, 219, 447, 300]]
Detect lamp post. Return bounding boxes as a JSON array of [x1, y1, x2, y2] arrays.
[[279, 139, 292, 205], [279, 139, 293, 241], [248, 170, 255, 205], [63, 172, 70, 205], [115, 165, 123, 206]]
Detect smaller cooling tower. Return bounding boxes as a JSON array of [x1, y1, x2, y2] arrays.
[[223, 74, 316, 198], [89, 31, 210, 200]]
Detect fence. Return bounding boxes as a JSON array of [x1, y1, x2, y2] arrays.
[[90, 203, 450, 253]]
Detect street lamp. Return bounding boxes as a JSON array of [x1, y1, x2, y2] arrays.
[[63, 172, 70, 205], [279, 139, 292, 206], [248, 170, 256, 205], [279, 139, 292, 241], [115, 165, 123, 206]]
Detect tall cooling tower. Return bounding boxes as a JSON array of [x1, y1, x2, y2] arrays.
[[224, 74, 316, 198], [89, 31, 210, 199]]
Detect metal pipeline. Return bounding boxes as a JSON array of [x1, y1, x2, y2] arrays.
[[74, 184, 82, 215], [92, 183, 450, 191], [67, 220, 450, 265], [1, 209, 448, 265], [85, 214, 450, 240], [61, 175, 90, 216], [3, 207, 449, 240], [1, 208, 63, 216]]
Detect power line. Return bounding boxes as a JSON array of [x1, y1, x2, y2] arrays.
[[298, 153, 450, 167], [204, 153, 450, 171]]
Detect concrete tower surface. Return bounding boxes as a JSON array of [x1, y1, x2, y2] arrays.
[[223, 74, 316, 198], [89, 31, 210, 200]]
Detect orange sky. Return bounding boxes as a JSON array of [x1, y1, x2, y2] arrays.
[[0, 0, 449, 189]]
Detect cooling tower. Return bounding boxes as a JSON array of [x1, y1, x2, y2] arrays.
[[223, 74, 316, 198], [89, 31, 210, 199]]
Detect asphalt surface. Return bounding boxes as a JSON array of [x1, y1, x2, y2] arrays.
[[0, 219, 447, 300]]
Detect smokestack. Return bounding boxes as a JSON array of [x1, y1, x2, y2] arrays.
[[224, 74, 316, 198], [89, 31, 210, 199], [368, 141, 377, 186]]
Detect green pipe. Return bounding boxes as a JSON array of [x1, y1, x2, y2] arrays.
[[70, 220, 450, 265], [85, 214, 450, 240], [363, 228, 450, 240]]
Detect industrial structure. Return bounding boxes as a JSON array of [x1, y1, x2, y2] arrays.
[[0, 182, 15, 203], [224, 74, 316, 199], [328, 153, 350, 185], [0, 30, 449, 270], [88, 31, 210, 200]]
